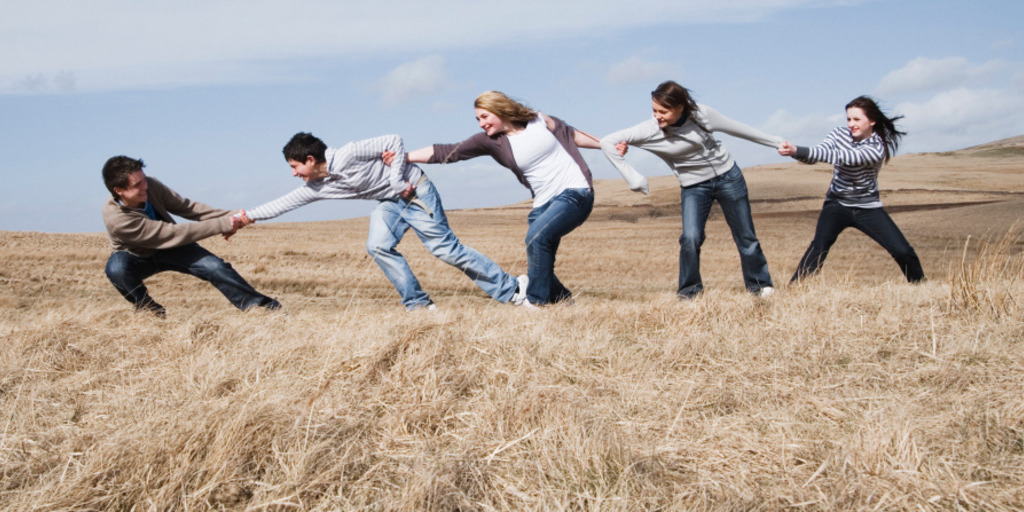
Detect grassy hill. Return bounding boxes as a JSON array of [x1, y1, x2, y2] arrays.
[[1, 138, 1023, 510]]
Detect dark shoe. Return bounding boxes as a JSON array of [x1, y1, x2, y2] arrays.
[[135, 299, 166, 318]]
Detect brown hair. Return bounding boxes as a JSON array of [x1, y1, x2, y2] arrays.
[[652, 81, 698, 118], [474, 91, 538, 127], [651, 80, 707, 132]]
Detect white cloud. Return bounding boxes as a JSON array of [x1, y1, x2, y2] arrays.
[[606, 57, 680, 85], [895, 87, 1024, 151], [898, 88, 1017, 131], [875, 57, 1004, 96], [377, 55, 450, 107], [0, 0, 839, 95]]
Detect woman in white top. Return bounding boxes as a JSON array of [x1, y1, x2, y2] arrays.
[[601, 80, 783, 299], [399, 91, 600, 306]]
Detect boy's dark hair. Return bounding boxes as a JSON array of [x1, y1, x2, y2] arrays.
[[102, 155, 145, 199], [283, 132, 328, 163]]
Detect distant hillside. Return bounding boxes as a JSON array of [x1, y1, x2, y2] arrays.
[[952, 135, 1024, 158]]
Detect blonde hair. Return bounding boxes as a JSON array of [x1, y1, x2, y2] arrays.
[[474, 91, 538, 125]]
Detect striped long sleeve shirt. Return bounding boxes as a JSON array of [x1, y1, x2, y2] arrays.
[[795, 127, 887, 208], [245, 135, 423, 221]]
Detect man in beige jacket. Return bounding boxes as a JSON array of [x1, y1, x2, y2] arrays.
[[101, 156, 280, 316]]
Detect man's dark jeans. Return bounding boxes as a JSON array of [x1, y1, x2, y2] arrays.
[[105, 243, 280, 312]]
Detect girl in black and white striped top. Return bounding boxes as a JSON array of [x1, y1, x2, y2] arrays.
[[779, 96, 925, 283]]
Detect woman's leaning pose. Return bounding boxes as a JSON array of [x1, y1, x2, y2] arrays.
[[396, 91, 600, 307], [601, 80, 783, 299]]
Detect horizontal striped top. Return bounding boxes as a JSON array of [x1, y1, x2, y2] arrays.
[[795, 127, 887, 208], [246, 134, 422, 221]]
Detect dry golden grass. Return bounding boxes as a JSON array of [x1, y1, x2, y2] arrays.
[[2, 138, 1023, 510]]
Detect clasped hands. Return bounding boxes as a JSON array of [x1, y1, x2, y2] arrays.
[[223, 210, 253, 240]]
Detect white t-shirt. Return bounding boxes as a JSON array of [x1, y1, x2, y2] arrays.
[[509, 116, 589, 207]]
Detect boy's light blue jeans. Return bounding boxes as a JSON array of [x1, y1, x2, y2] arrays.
[[366, 177, 518, 309]]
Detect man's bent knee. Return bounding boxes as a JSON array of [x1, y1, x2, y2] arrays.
[[105, 252, 133, 281], [366, 242, 395, 261], [193, 254, 231, 273]]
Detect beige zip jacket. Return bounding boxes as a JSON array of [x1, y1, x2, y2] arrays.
[[102, 176, 233, 258]]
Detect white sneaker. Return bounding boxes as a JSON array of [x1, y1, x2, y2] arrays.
[[407, 302, 438, 312], [757, 286, 775, 298], [511, 274, 529, 306]]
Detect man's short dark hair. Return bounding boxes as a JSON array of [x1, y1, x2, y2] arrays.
[[283, 132, 328, 164], [102, 156, 145, 199]]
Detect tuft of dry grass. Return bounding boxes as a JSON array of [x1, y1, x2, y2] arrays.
[[949, 223, 1023, 320]]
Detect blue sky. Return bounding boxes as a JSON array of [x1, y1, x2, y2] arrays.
[[2, 0, 1022, 233]]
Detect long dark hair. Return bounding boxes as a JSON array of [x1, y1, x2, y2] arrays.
[[651, 80, 705, 132], [846, 96, 906, 163]]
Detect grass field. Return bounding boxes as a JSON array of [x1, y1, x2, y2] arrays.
[[1, 138, 1023, 510]]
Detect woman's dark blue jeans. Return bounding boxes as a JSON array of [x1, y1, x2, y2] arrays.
[[525, 188, 594, 305], [105, 243, 280, 312], [678, 164, 773, 298], [791, 199, 925, 283]]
